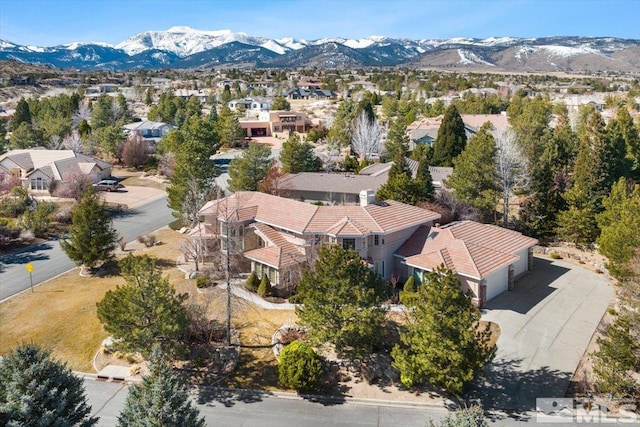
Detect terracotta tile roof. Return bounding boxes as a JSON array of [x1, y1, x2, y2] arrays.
[[398, 221, 536, 279], [325, 216, 370, 236], [200, 192, 440, 236], [248, 223, 306, 269], [441, 220, 538, 254]]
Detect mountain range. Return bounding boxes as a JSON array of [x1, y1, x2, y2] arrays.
[[1, 26, 639, 72]]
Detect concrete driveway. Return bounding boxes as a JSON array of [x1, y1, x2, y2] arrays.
[[99, 185, 166, 210], [469, 257, 613, 412]]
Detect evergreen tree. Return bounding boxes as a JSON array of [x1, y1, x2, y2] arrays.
[[227, 142, 272, 192], [384, 117, 410, 159], [0, 344, 98, 426], [557, 110, 610, 246], [11, 97, 32, 130], [391, 266, 494, 395], [279, 134, 321, 174], [327, 100, 356, 148], [507, 94, 552, 168], [431, 104, 466, 167], [90, 95, 113, 129], [296, 245, 388, 359], [117, 347, 205, 427], [166, 117, 219, 225], [445, 125, 499, 222], [270, 95, 291, 111], [376, 149, 418, 205], [612, 107, 640, 179], [216, 106, 244, 148], [60, 187, 117, 268], [415, 157, 435, 202], [9, 122, 38, 149], [97, 255, 191, 357], [144, 87, 153, 106], [596, 178, 640, 277], [257, 273, 272, 297], [606, 109, 633, 182], [278, 341, 324, 393]]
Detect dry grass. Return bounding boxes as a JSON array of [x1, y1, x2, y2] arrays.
[[0, 227, 188, 372], [120, 175, 168, 191]]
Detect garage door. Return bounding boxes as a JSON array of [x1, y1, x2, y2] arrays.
[[485, 268, 508, 301]]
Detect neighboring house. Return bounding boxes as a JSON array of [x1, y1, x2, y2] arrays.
[[406, 113, 511, 151], [194, 192, 537, 306], [195, 190, 441, 293], [238, 110, 312, 138], [228, 97, 273, 112], [285, 87, 336, 100], [123, 120, 173, 152], [395, 221, 537, 307], [0, 149, 111, 192], [275, 158, 452, 205], [173, 89, 209, 103]]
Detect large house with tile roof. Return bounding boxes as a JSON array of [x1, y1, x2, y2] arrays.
[[0, 149, 112, 192], [194, 191, 537, 306]]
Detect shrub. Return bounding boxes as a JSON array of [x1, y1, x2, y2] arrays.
[[145, 234, 156, 247], [428, 405, 487, 427], [196, 275, 211, 288], [257, 274, 272, 297], [168, 218, 185, 231], [403, 275, 416, 293], [550, 252, 562, 259], [245, 271, 259, 292], [53, 206, 73, 224], [278, 340, 324, 392], [399, 290, 419, 307]]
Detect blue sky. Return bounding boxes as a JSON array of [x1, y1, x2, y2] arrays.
[[1, 0, 639, 46]]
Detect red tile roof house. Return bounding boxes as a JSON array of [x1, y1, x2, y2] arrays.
[[195, 191, 537, 306], [395, 221, 538, 307]]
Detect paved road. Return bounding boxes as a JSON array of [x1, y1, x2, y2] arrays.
[[468, 257, 613, 413], [83, 377, 449, 427], [0, 196, 173, 301]]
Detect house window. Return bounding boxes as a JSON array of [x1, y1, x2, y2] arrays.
[[381, 261, 385, 277], [342, 238, 356, 250], [30, 177, 48, 190], [374, 235, 379, 246]]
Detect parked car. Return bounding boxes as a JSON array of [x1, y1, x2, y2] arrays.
[[93, 179, 122, 192]]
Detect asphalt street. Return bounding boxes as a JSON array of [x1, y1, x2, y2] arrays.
[[83, 378, 451, 427], [0, 196, 173, 301]]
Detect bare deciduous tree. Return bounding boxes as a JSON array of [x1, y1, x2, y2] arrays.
[[72, 101, 92, 127], [350, 111, 386, 161], [121, 134, 149, 169], [61, 130, 84, 153], [494, 129, 529, 227]]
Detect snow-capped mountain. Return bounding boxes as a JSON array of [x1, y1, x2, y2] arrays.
[[116, 26, 290, 56], [0, 27, 638, 72]]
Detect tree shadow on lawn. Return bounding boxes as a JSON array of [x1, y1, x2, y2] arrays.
[[465, 356, 572, 422]]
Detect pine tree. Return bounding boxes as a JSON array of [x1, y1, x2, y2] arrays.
[[431, 104, 466, 167], [612, 107, 640, 179], [279, 134, 321, 174], [227, 142, 272, 192], [296, 245, 388, 359], [216, 106, 244, 148], [11, 97, 31, 131], [391, 266, 494, 395], [60, 186, 117, 268], [596, 178, 640, 277], [97, 255, 190, 357], [384, 117, 409, 158], [376, 149, 418, 205], [557, 110, 610, 246], [270, 95, 291, 111], [606, 110, 633, 182], [415, 157, 435, 202], [9, 122, 38, 149], [445, 125, 499, 222], [167, 116, 219, 225], [117, 347, 205, 427], [0, 344, 98, 426]]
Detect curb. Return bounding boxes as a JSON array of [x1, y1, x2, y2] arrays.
[[194, 384, 451, 410]]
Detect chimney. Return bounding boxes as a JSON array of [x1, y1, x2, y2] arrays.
[[360, 189, 376, 207]]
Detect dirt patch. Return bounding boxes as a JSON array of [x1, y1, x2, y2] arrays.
[[99, 185, 166, 210]]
